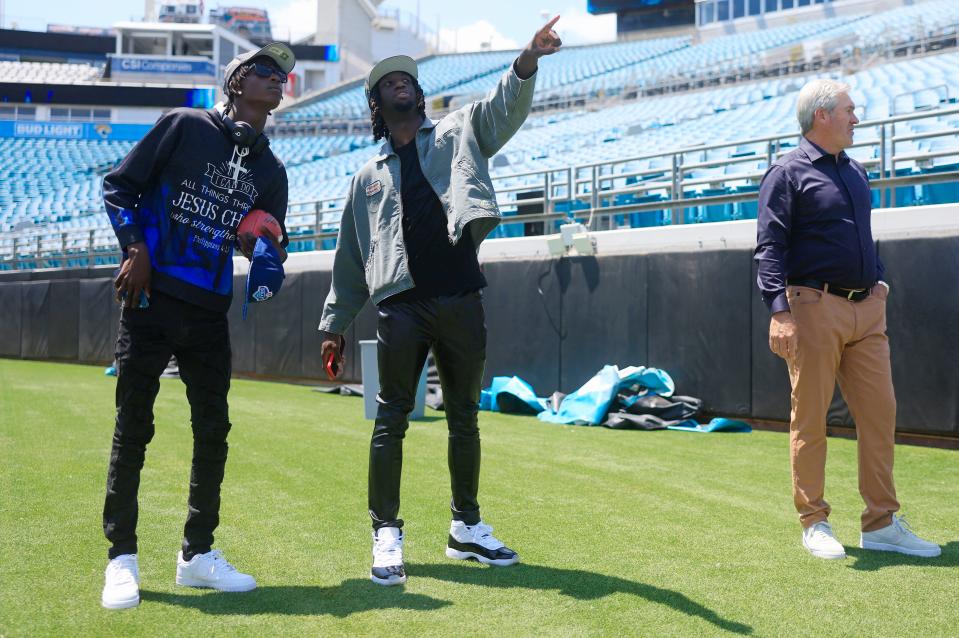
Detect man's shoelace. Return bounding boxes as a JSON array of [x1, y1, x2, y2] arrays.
[[471, 522, 504, 548], [107, 558, 137, 582], [892, 515, 915, 537], [205, 550, 237, 574], [810, 523, 835, 541]]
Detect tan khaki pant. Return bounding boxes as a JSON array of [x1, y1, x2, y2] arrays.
[[784, 283, 899, 532]]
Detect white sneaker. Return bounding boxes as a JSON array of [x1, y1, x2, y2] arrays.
[[446, 520, 519, 566], [175, 549, 256, 592], [102, 554, 140, 610], [802, 521, 846, 560], [861, 515, 941, 557], [371, 527, 406, 586]]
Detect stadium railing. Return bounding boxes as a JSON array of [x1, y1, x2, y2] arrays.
[[2, 105, 958, 270]]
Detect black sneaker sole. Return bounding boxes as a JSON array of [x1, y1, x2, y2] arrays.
[[370, 570, 407, 586], [445, 546, 519, 566]]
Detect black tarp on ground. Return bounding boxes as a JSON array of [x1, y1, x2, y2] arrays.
[[883, 237, 959, 433], [78, 278, 115, 364], [0, 283, 23, 357], [647, 250, 752, 416], [558, 255, 649, 393], [482, 259, 562, 395], [254, 271, 305, 378]]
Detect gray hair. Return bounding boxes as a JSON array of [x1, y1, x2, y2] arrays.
[[796, 79, 851, 135]]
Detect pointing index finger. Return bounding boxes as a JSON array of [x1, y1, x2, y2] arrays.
[[541, 15, 560, 33]]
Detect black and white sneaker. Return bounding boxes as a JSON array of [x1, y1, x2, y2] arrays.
[[371, 527, 407, 586], [445, 520, 519, 566]]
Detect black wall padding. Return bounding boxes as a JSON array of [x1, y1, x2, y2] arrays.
[[20, 282, 51, 358], [0, 283, 23, 357], [482, 260, 562, 394], [254, 272, 304, 378], [5, 231, 959, 437], [647, 250, 752, 416], [228, 273, 256, 375], [48, 280, 80, 360], [558, 255, 649, 393], [299, 270, 333, 380], [78, 279, 116, 364], [20, 280, 79, 360], [883, 237, 959, 433], [0, 265, 116, 283], [749, 260, 791, 421]]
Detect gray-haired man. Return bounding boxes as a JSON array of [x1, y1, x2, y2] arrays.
[[755, 78, 940, 560]]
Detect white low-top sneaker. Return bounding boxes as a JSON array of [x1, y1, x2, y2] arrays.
[[371, 527, 407, 586], [446, 520, 519, 566], [175, 549, 256, 591], [861, 515, 941, 557], [102, 554, 140, 610], [802, 521, 846, 560]]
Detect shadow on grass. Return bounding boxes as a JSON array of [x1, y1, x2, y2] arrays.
[[846, 540, 959, 571], [140, 579, 450, 616], [408, 562, 752, 635]]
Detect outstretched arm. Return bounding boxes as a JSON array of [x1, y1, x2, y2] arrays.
[[471, 15, 563, 157]]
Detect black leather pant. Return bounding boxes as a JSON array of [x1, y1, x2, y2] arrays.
[[102, 291, 232, 559], [369, 291, 486, 530]]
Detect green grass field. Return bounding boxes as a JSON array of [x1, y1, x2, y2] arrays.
[[0, 358, 956, 637]]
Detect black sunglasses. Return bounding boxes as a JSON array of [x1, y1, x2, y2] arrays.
[[250, 62, 287, 83]]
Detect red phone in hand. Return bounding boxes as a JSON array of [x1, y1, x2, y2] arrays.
[[325, 352, 339, 380]]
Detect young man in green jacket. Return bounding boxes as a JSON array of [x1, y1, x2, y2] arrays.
[[319, 17, 562, 586]]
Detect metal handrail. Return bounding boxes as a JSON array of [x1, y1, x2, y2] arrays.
[[4, 106, 959, 268], [8, 169, 958, 271]]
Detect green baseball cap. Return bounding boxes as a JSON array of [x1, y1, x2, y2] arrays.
[[223, 42, 296, 92], [365, 55, 418, 99]]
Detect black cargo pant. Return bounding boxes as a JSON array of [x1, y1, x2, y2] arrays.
[[102, 290, 232, 560], [369, 291, 486, 530]]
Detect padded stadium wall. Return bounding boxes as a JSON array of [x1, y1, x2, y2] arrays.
[[1, 203, 958, 436]]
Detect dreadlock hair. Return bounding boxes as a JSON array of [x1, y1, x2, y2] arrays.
[[368, 77, 427, 142], [224, 63, 254, 117]]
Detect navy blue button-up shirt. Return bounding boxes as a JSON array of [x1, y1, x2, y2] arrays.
[[755, 137, 884, 314]]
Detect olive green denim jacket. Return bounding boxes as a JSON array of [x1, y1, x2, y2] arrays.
[[318, 64, 537, 334]]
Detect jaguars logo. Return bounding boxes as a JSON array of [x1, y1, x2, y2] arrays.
[[252, 285, 273, 302]]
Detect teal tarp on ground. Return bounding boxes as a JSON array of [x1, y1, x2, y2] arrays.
[[481, 365, 676, 426]]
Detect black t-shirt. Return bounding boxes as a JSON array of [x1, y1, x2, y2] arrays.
[[381, 138, 486, 305]]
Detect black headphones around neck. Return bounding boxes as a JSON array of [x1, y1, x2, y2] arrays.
[[219, 107, 270, 155]]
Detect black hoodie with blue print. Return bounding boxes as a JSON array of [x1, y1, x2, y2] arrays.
[[103, 107, 289, 313]]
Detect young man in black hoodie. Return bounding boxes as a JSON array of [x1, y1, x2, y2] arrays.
[[99, 43, 293, 610]]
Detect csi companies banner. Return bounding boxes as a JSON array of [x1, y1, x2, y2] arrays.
[[111, 56, 216, 77], [0, 120, 151, 141]]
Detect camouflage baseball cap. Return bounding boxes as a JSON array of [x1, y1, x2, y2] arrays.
[[223, 42, 296, 91]]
